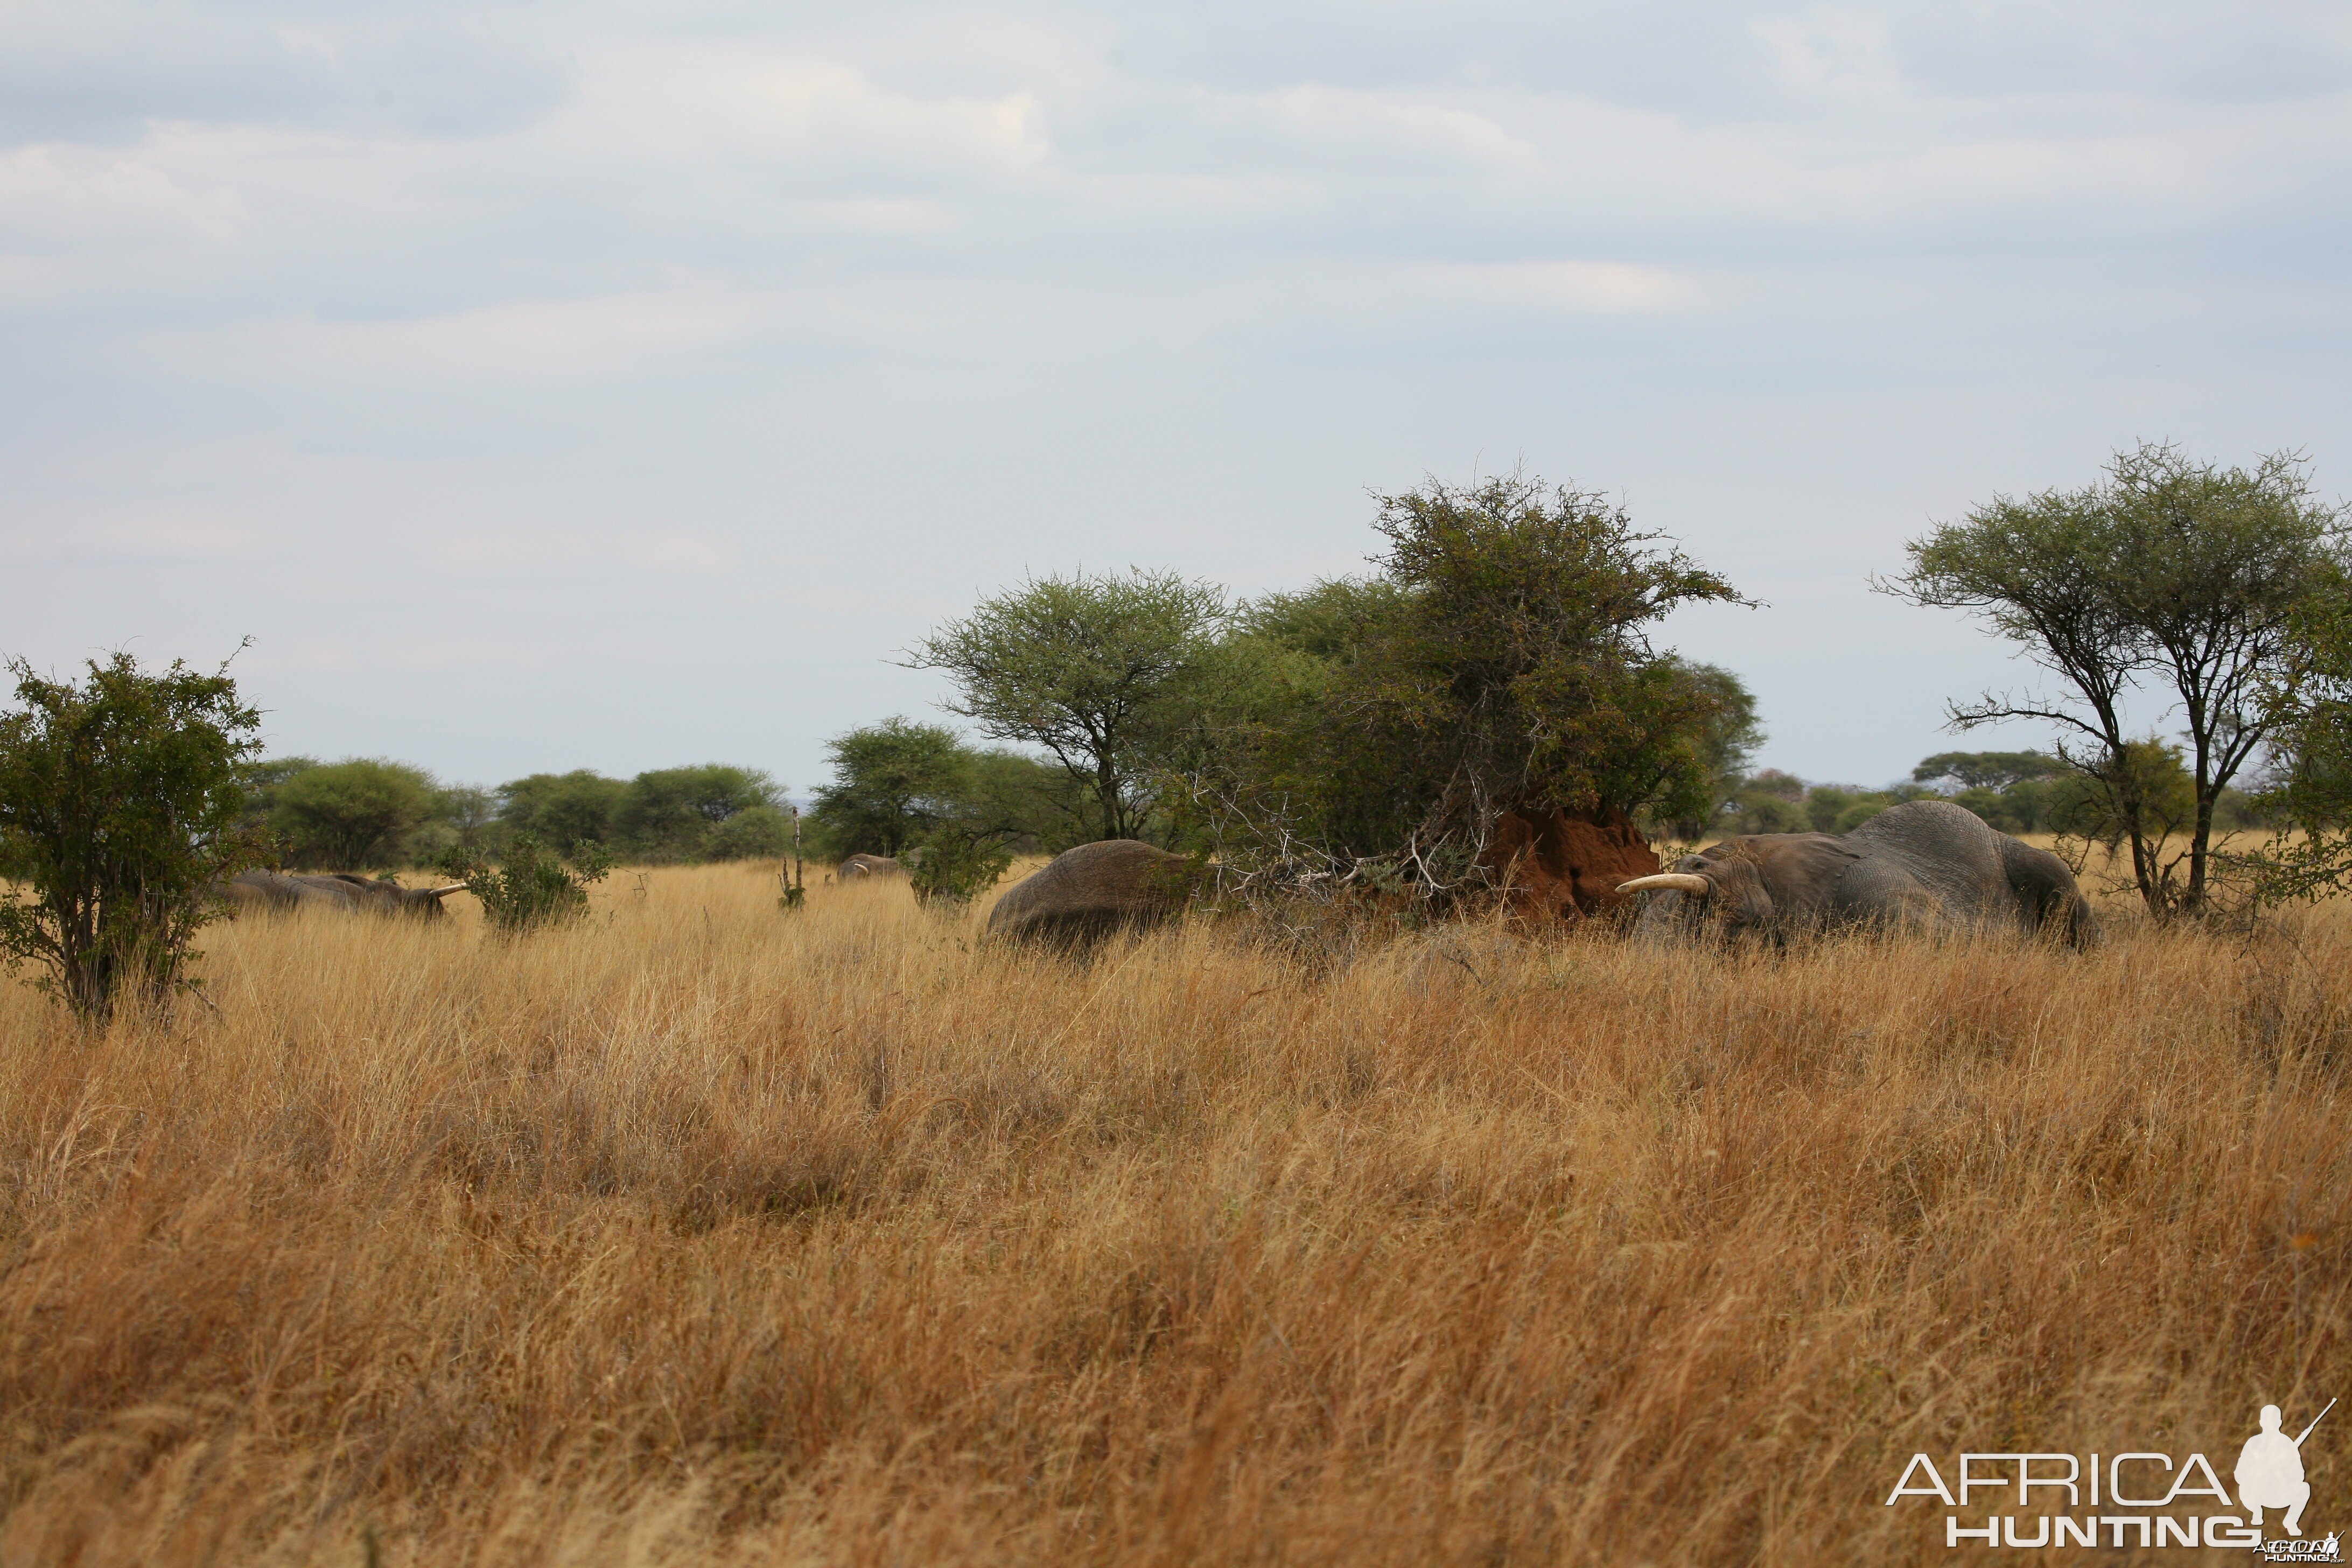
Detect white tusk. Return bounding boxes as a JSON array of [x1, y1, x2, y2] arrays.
[[426, 884, 468, 896], [1616, 873, 1712, 896]]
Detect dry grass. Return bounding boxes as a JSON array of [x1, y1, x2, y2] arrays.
[[0, 863, 2346, 1565]]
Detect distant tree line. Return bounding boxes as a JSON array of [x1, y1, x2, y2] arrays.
[[243, 758, 794, 871], [6, 442, 2343, 1032], [196, 450, 2352, 921]]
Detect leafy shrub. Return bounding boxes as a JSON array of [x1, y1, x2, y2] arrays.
[[1207, 475, 1748, 881], [2249, 560, 2352, 902], [0, 652, 267, 1021], [905, 831, 1014, 908], [2045, 737, 2196, 850], [438, 836, 613, 933]]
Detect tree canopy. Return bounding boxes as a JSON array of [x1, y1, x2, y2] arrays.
[[1200, 474, 1749, 881], [269, 758, 442, 870], [498, 770, 628, 853], [1912, 751, 2066, 790], [613, 765, 781, 863], [0, 652, 266, 1020], [1888, 442, 2343, 914], [904, 569, 1230, 842], [2253, 558, 2352, 899], [808, 718, 974, 858]]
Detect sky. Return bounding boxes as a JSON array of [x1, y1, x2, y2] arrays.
[[4, 0, 2349, 794]]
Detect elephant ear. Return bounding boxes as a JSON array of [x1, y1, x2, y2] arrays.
[[1746, 837, 1863, 914]]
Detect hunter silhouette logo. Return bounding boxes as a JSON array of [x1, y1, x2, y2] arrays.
[[1884, 1397, 2335, 1555], [2241, 1400, 2331, 1538]]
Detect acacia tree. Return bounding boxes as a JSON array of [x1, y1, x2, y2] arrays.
[[1214, 475, 1749, 880], [270, 758, 440, 869], [1655, 657, 1764, 840], [614, 765, 780, 862], [0, 652, 267, 1021], [904, 569, 1229, 842], [1363, 476, 1747, 862], [1887, 443, 2342, 915], [1910, 752, 2066, 790], [496, 770, 627, 852], [2253, 559, 2352, 900], [808, 717, 974, 857]]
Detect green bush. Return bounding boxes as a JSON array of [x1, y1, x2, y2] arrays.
[[964, 750, 1091, 853], [1832, 799, 1888, 834], [2046, 737, 2195, 850], [905, 830, 1014, 908], [1803, 787, 1865, 834], [2252, 558, 2352, 900], [1949, 786, 2024, 832], [0, 652, 267, 1021], [238, 756, 319, 836], [1714, 769, 1808, 836], [438, 836, 612, 933]]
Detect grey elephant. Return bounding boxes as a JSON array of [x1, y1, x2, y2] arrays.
[[224, 870, 467, 918], [1616, 800, 2097, 947], [985, 840, 1202, 947], [837, 853, 906, 880]]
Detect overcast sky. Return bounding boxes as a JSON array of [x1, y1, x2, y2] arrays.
[[5, 0, 2348, 793]]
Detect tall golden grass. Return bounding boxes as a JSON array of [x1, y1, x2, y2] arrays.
[[1, 863, 2344, 1564]]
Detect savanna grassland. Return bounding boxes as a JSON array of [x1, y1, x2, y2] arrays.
[[0, 863, 2345, 1565]]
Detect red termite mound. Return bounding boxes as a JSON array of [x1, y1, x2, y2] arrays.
[[1477, 806, 1662, 922]]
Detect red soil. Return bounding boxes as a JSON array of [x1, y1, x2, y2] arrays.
[[1479, 806, 1662, 921]]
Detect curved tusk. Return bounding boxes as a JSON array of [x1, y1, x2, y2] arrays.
[[425, 884, 468, 897], [1616, 873, 1712, 897]]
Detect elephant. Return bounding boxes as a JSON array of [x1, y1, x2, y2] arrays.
[[1616, 800, 2097, 947], [838, 853, 906, 879], [224, 870, 467, 917], [985, 840, 1202, 947]]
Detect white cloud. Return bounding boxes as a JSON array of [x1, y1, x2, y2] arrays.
[[140, 286, 783, 382], [0, 142, 243, 244], [1423, 259, 1703, 313], [1, 0, 2347, 787], [1250, 86, 1542, 173], [1755, 8, 1903, 97], [555, 44, 1054, 178]]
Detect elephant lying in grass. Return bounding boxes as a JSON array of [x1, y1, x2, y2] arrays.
[[1619, 800, 2098, 947], [225, 871, 466, 918], [986, 840, 1201, 948]]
